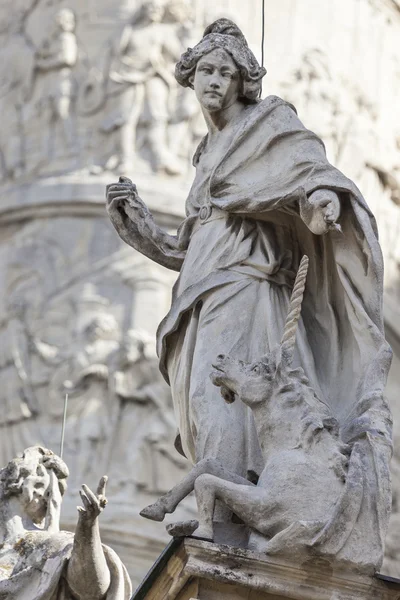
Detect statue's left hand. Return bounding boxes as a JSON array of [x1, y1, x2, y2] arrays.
[[300, 189, 341, 235], [77, 476, 108, 525]]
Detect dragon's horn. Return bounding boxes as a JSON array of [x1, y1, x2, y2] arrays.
[[280, 255, 309, 364]]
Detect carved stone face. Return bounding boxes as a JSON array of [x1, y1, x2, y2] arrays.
[[192, 48, 241, 113], [144, 0, 165, 23], [84, 314, 119, 343], [165, 0, 190, 22], [120, 339, 143, 365], [19, 462, 51, 523], [56, 9, 76, 32]]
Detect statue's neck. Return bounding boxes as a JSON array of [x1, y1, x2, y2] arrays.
[[203, 100, 246, 136], [0, 494, 34, 544]]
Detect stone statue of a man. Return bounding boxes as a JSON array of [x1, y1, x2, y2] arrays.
[[106, 19, 392, 501], [0, 446, 131, 598]]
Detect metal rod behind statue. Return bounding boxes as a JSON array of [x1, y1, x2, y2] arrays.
[[60, 394, 68, 459]]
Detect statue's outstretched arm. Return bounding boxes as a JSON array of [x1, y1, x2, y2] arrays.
[[106, 178, 185, 272], [66, 477, 111, 600]]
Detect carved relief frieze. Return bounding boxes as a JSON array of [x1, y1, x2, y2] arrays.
[[280, 47, 400, 307], [0, 0, 203, 186], [0, 217, 188, 508]]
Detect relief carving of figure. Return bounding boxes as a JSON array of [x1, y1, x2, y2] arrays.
[[0, 296, 41, 467], [31, 313, 120, 484], [0, 231, 72, 465], [107, 19, 392, 570], [101, 0, 192, 175], [33, 8, 78, 161], [281, 49, 382, 192], [0, 10, 35, 179], [107, 330, 187, 499], [280, 48, 344, 165], [0, 298, 37, 428], [0, 446, 131, 598]]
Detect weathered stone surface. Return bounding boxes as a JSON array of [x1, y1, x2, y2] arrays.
[[0, 0, 204, 585], [132, 538, 400, 600], [0, 0, 399, 585], [0, 446, 132, 599], [109, 18, 392, 573], [0, 0, 203, 185]]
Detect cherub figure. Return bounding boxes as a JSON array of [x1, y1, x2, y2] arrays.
[[0, 446, 131, 599]]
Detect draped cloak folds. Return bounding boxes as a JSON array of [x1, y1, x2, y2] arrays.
[[153, 95, 393, 571]]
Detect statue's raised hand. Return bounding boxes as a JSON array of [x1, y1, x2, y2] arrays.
[[68, 475, 112, 597], [300, 189, 341, 235], [105, 176, 185, 271], [106, 176, 147, 220], [77, 476, 108, 525]]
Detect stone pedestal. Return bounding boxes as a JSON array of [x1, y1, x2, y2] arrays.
[[132, 538, 400, 600]]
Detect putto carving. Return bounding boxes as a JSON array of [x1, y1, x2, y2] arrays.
[[0, 446, 132, 598]]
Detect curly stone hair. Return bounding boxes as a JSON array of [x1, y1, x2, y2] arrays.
[[0, 446, 69, 498], [175, 18, 266, 103]]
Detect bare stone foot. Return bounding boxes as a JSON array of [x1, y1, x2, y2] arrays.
[[166, 520, 199, 538], [140, 501, 167, 522]]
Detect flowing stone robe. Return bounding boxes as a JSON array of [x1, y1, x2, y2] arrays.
[[112, 95, 392, 568], [155, 96, 392, 567]]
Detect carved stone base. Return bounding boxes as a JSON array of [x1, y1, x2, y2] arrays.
[[132, 538, 400, 600]]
